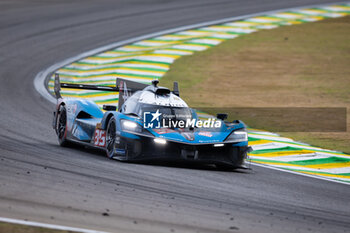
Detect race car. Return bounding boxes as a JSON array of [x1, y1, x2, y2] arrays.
[[52, 74, 252, 169]]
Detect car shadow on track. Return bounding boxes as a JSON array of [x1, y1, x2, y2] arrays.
[[58, 143, 251, 174], [134, 160, 250, 173]]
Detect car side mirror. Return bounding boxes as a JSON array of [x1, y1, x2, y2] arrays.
[[216, 113, 228, 121], [103, 105, 117, 111]]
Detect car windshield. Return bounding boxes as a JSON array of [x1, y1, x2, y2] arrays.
[[139, 104, 192, 122]]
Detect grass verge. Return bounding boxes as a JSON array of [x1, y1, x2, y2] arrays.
[[0, 222, 72, 233], [161, 16, 350, 154]]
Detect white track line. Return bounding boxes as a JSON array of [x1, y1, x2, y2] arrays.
[[0, 217, 108, 233], [250, 163, 350, 186]]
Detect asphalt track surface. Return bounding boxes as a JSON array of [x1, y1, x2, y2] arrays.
[[0, 0, 349, 232]]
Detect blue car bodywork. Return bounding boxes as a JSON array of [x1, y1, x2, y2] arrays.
[[52, 75, 251, 169]]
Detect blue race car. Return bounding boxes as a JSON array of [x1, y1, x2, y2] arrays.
[[52, 74, 251, 169]]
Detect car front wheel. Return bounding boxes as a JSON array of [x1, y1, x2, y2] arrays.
[[106, 117, 116, 159]]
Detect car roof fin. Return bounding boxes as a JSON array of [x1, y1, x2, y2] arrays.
[[173, 81, 180, 97], [116, 78, 148, 110]]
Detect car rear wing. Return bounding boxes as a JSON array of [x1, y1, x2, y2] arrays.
[[54, 74, 119, 99], [54, 73, 180, 110]]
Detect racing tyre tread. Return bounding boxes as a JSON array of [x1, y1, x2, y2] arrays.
[[106, 117, 117, 159], [56, 105, 70, 147]]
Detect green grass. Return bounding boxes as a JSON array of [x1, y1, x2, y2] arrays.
[[0, 222, 72, 233], [161, 16, 350, 153]]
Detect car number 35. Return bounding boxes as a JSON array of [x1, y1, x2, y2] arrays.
[[94, 129, 106, 147]]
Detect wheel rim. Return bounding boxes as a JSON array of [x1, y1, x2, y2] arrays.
[[106, 118, 116, 157], [57, 108, 66, 140]]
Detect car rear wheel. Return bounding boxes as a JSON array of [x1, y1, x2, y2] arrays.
[[106, 117, 116, 159], [56, 105, 69, 146]]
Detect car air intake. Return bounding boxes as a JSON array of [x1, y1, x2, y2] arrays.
[[155, 87, 171, 95]]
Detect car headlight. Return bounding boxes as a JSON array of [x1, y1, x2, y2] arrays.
[[121, 119, 142, 133], [225, 129, 248, 142], [154, 138, 167, 145]]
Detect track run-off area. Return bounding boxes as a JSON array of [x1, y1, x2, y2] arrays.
[[41, 3, 350, 184]]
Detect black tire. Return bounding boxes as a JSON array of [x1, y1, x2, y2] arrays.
[[106, 117, 116, 159], [56, 105, 70, 146]]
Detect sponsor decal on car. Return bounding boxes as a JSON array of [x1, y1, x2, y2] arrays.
[[67, 104, 77, 115], [198, 131, 213, 137], [120, 80, 130, 102], [153, 128, 176, 134], [143, 110, 162, 129]]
